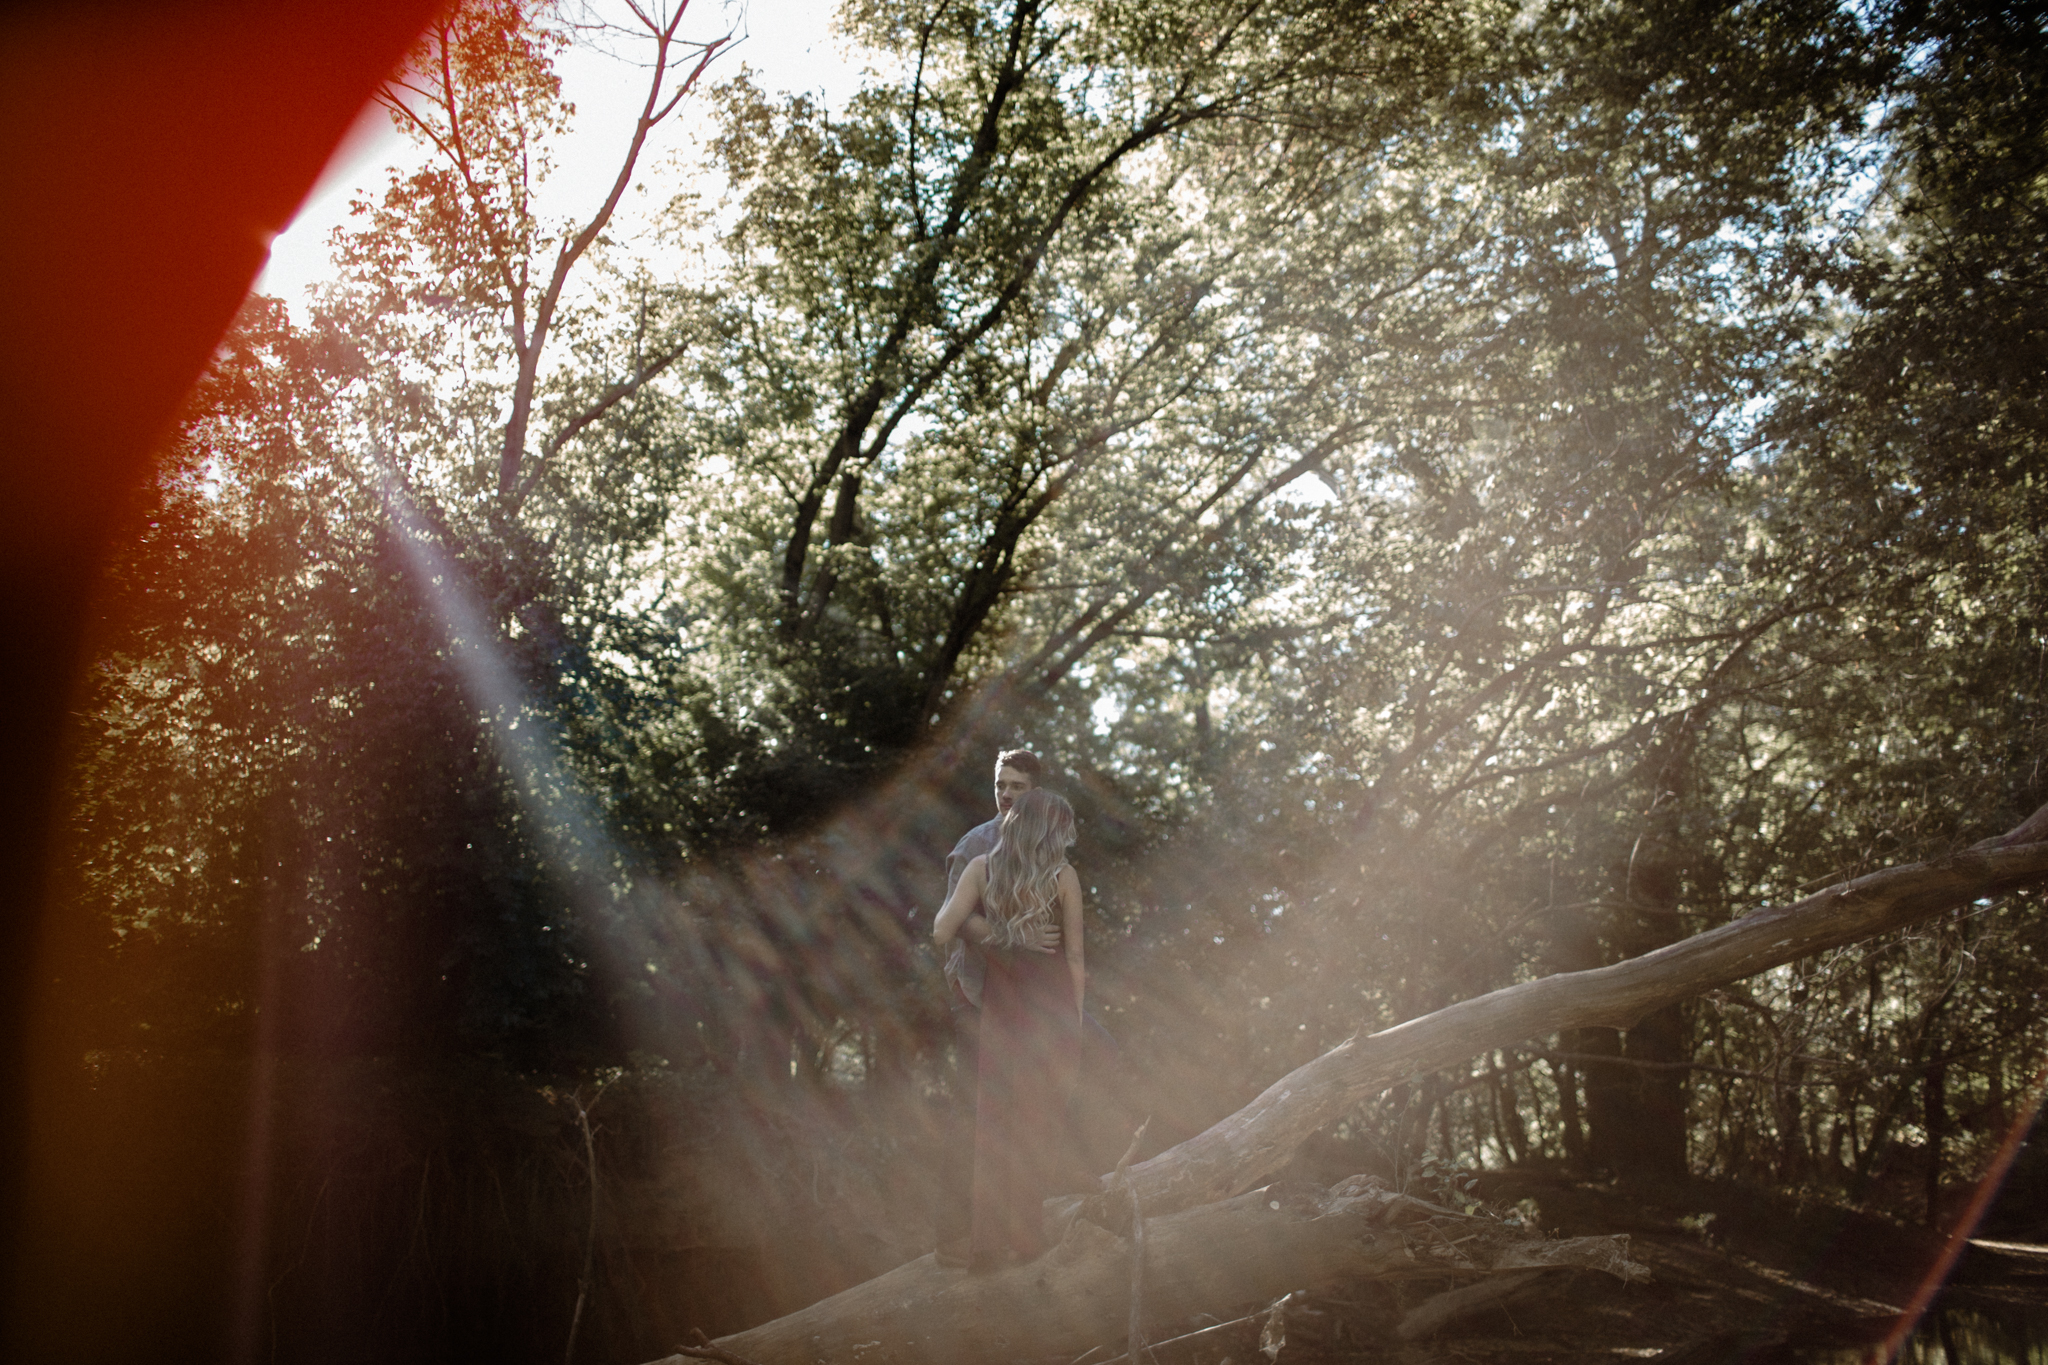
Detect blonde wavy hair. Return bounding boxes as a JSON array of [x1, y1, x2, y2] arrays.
[[984, 789, 1075, 949]]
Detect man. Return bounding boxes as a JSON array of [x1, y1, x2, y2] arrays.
[[933, 748, 1046, 1264], [942, 749, 1046, 1009], [933, 749, 1112, 1265]]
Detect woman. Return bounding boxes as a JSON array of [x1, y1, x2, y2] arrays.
[[931, 788, 1085, 1270]]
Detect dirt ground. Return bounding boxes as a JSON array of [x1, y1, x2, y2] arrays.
[[1066, 1174, 2048, 1365]]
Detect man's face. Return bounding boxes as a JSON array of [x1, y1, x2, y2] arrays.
[[994, 764, 1034, 813]]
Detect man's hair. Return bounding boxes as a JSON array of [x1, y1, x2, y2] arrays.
[[994, 748, 1044, 780]]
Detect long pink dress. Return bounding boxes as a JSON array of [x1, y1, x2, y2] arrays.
[[967, 922, 1081, 1267]]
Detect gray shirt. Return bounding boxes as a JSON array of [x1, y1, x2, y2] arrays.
[[942, 816, 1002, 1008]]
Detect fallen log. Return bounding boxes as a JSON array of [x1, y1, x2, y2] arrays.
[[645, 805, 2048, 1365], [1118, 813, 2048, 1219], [1396, 1268, 1546, 1340], [653, 1177, 1644, 1365]]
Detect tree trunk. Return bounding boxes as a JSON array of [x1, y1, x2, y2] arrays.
[[1619, 1003, 1691, 1179], [1924, 1047, 1947, 1228], [1577, 1024, 1629, 1170], [1592, 745, 1696, 1180], [1553, 1054, 1587, 1162], [669, 1179, 1643, 1365]]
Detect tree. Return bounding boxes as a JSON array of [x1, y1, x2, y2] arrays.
[[1675, 0, 2048, 1207], [652, 0, 1485, 798], [1028, 0, 1889, 1181]]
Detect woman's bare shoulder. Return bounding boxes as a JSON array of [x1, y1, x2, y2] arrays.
[[1056, 863, 1080, 888]]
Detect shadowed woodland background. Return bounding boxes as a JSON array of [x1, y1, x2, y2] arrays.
[[12, 0, 2048, 1361]]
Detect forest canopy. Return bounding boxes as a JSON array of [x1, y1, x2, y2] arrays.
[[27, 0, 2048, 1361]]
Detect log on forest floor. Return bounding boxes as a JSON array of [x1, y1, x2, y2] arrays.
[[653, 1176, 1646, 1365], [650, 808, 2048, 1365], [1111, 829, 2048, 1222]]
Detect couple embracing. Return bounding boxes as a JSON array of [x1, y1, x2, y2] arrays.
[[929, 749, 1090, 1272]]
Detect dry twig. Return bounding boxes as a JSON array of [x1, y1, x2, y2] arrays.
[[670, 1329, 770, 1365], [1108, 1119, 1153, 1365]]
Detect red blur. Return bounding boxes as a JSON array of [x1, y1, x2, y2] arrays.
[[0, 3, 442, 1360]]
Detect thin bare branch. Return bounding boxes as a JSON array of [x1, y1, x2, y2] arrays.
[[498, 1, 728, 501]]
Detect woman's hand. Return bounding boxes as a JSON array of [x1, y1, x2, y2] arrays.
[[963, 913, 1062, 953]]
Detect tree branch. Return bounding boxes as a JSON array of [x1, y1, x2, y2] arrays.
[[511, 334, 694, 510], [1020, 421, 1368, 692], [778, 0, 1314, 635], [1117, 803, 2048, 1219], [498, 1, 726, 502]]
